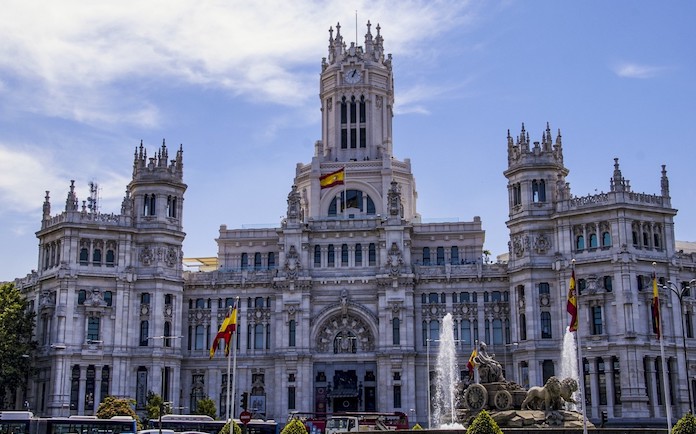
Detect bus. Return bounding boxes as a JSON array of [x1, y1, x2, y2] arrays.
[[324, 413, 408, 434], [0, 413, 137, 434], [36, 416, 138, 434], [147, 415, 277, 434], [0, 411, 33, 434]]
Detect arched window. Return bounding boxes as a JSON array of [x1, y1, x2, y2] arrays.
[[241, 253, 248, 270], [540, 312, 552, 339], [268, 252, 275, 269], [78, 290, 87, 305], [314, 245, 321, 267], [512, 183, 522, 206], [167, 195, 177, 218], [576, 235, 585, 251], [359, 95, 366, 148], [79, 248, 89, 265], [422, 247, 431, 266], [328, 245, 335, 267], [341, 244, 349, 266], [106, 249, 115, 266], [139, 320, 149, 346], [368, 243, 376, 266], [355, 244, 362, 266], [254, 252, 262, 270], [93, 248, 102, 265], [532, 179, 546, 202], [436, 247, 445, 265], [602, 232, 611, 247], [589, 233, 598, 248]]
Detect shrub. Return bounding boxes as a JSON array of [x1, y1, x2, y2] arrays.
[[466, 410, 503, 434], [673, 412, 696, 434], [281, 418, 308, 434], [219, 420, 242, 434]]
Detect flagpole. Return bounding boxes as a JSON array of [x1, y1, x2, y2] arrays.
[[230, 296, 240, 421], [226, 304, 233, 421], [343, 166, 347, 219], [571, 260, 589, 434], [655, 262, 673, 433]]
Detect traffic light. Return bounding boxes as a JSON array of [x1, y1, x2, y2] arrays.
[[240, 392, 248, 410]]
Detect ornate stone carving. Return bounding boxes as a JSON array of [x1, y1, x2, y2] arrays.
[[283, 245, 302, 279], [140, 246, 153, 266], [387, 180, 402, 217], [385, 242, 403, 276], [534, 233, 551, 254], [286, 184, 302, 221], [83, 288, 107, 307], [316, 312, 375, 353], [165, 247, 177, 267]]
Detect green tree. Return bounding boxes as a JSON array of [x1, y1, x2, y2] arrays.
[[145, 391, 171, 424], [96, 396, 142, 430], [466, 410, 502, 434], [674, 412, 696, 434], [194, 397, 217, 419], [0, 282, 37, 409], [219, 420, 242, 434]]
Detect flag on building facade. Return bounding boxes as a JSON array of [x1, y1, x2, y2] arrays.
[[652, 273, 661, 339], [209, 301, 238, 358], [567, 269, 578, 332], [467, 348, 478, 376], [320, 168, 345, 189]]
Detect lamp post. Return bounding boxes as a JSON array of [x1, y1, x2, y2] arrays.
[[663, 280, 695, 414]]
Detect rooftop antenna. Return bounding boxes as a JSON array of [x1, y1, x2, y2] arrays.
[[355, 10, 358, 46], [87, 181, 100, 214]]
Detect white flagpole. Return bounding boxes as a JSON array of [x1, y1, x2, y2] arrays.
[[655, 263, 672, 433], [571, 260, 589, 434], [225, 304, 233, 421]]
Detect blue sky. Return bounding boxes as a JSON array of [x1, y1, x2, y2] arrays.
[[1, 1, 695, 281]]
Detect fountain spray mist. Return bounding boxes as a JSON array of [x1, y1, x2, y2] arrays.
[[560, 327, 580, 410], [433, 313, 462, 428]]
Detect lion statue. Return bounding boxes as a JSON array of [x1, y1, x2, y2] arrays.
[[521, 376, 578, 411]]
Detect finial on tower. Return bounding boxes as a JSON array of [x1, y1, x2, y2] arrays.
[[661, 164, 670, 197]]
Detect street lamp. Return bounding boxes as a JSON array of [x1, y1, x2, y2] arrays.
[[663, 280, 695, 414]]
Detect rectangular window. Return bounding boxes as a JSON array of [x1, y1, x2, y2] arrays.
[[359, 128, 366, 148], [393, 385, 401, 408], [87, 317, 100, 341], [289, 320, 296, 347], [538, 282, 550, 295], [254, 324, 264, 349], [355, 244, 362, 266], [368, 244, 376, 266], [288, 386, 296, 410], [350, 128, 357, 148], [341, 129, 347, 149], [392, 318, 400, 345], [592, 306, 603, 335]]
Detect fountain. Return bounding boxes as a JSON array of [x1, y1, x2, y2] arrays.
[[432, 313, 465, 429], [560, 327, 580, 411]]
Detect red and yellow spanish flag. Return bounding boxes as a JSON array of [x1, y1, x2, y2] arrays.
[[209, 301, 238, 358], [652, 273, 661, 339], [567, 269, 578, 332], [320, 168, 345, 189], [466, 348, 478, 377]]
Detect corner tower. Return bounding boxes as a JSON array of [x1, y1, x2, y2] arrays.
[[504, 123, 568, 268]]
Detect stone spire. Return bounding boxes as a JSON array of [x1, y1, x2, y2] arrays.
[[661, 164, 670, 197], [42, 191, 51, 220], [65, 180, 78, 212]]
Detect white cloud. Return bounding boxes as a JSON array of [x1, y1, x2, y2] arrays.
[[0, 0, 476, 128], [612, 62, 667, 79]]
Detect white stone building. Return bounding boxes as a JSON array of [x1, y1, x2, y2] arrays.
[[15, 21, 696, 427]]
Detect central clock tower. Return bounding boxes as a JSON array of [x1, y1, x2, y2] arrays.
[[318, 21, 394, 162]]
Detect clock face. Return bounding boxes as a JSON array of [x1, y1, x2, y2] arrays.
[[344, 68, 363, 84]]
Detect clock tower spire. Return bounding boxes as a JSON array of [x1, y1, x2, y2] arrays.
[[318, 21, 394, 163]]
